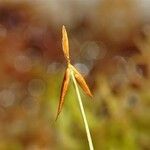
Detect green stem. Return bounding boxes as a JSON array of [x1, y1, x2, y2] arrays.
[[71, 70, 94, 150]]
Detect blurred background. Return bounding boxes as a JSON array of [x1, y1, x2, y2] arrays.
[[0, 0, 149, 149]]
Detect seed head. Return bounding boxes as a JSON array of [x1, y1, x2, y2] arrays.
[[56, 26, 93, 120]]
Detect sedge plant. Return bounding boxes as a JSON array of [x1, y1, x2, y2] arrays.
[[56, 26, 94, 150]]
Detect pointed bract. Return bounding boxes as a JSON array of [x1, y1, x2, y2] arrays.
[[56, 68, 70, 120], [62, 25, 70, 61], [71, 65, 93, 97]]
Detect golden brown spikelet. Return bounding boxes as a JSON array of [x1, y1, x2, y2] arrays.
[[71, 65, 93, 97], [56, 26, 93, 121], [56, 68, 70, 120], [62, 25, 70, 61]]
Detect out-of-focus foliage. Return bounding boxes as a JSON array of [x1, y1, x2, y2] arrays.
[[0, 0, 149, 150]]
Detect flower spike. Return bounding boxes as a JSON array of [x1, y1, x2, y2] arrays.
[[56, 25, 92, 120], [56, 26, 94, 150]]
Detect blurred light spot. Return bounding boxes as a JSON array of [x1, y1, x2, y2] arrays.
[[28, 79, 45, 97], [14, 55, 32, 72], [82, 42, 100, 60], [74, 63, 89, 76], [0, 25, 7, 39], [82, 41, 106, 61], [0, 89, 15, 107], [47, 62, 63, 74]]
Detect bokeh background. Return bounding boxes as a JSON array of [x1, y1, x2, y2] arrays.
[[0, 0, 149, 150]]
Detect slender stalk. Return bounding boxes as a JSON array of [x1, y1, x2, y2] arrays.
[[71, 70, 94, 150]]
